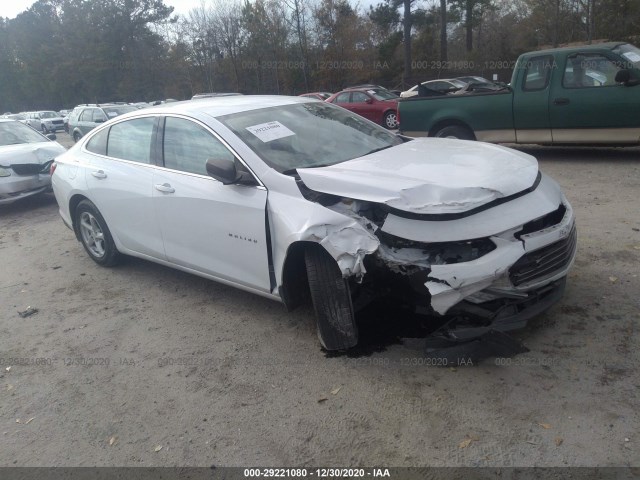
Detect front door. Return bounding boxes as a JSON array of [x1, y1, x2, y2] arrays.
[[152, 116, 271, 292]]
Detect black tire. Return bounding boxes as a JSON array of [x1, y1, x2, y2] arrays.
[[383, 110, 398, 129], [434, 125, 474, 140], [75, 200, 121, 267], [305, 246, 358, 350], [41, 124, 48, 134], [73, 131, 82, 142]]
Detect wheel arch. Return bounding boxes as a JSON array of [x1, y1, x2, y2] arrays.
[[278, 240, 317, 311], [429, 119, 476, 139]]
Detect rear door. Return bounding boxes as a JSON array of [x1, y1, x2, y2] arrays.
[[549, 52, 640, 143], [83, 116, 164, 258], [152, 115, 271, 292], [513, 55, 554, 143]]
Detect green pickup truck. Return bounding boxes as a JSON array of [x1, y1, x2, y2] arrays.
[[398, 42, 640, 145]]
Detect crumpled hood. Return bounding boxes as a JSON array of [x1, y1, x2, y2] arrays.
[[0, 142, 66, 167], [297, 138, 539, 214]]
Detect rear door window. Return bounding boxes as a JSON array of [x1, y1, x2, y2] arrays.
[[107, 117, 155, 164], [522, 55, 554, 91]]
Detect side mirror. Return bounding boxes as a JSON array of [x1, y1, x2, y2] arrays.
[[46, 133, 57, 141], [206, 157, 237, 185]]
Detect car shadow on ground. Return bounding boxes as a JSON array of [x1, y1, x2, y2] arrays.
[[0, 192, 57, 217]]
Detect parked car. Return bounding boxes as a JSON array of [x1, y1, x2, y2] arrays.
[[25, 111, 65, 134], [326, 87, 399, 129], [1, 113, 27, 123], [52, 96, 576, 350], [0, 119, 65, 205], [398, 42, 640, 144], [400, 79, 468, 98], [192, 93, 243, 99], [68, 104, 138, 142], [299, 92, 332, 101]]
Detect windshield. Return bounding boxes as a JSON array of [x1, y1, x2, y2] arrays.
[[218, 102, 403, 173], [0, 121, 48, 146], [40, 111, 57, 119], [102, 106, 137, 118], [613, 44, 640, 69], [368, 89, 398, 100], [449, 79, 468, 88]]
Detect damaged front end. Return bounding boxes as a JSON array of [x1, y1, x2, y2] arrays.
[[291, 168, 577, 350]]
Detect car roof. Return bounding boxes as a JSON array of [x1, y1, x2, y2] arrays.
[[527, 42, 627, 56], [119, 95, 316, 119]]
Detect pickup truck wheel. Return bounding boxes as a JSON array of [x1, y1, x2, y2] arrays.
[[305, 246, 358, 350], [434, 125, 474, 140], [383, 111, 398, 129], [76, 200, 121, 267]]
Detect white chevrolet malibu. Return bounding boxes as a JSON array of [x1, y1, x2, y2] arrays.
[[52, 96, 576, 350]]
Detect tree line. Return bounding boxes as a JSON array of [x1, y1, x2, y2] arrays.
[[0, 0, 638, 112]]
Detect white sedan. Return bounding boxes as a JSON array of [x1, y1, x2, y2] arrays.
[[0, 119, 65, 205], [52, 96, 576, 350]]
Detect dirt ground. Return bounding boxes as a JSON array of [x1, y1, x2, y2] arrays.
[[0, 133, 638, 468]]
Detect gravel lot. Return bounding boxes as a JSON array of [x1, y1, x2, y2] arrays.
[[0, 132, 638, 467]]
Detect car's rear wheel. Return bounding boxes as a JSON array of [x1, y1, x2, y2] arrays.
[[383, 111, 398, 129], [73, 131, 82, 142], [305, 246, 358, 350], [76, 200, 121, 266], [434, 125, 474, 140]]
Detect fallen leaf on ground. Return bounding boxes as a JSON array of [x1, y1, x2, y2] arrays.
[[330, 387, 341, 395], [609, 276, 617, 283], [5, 367, 11, 372], [154, 445, 163, 452], [538, 423, 552, 429], [458, 438, 472, 448], [109, 436, 117, 446], [6, 384, 13, 391], [317, 398, 328, 403], [555, 437, 563, 446], [17, 306, 38, 318], [24, 418, 34, 425]]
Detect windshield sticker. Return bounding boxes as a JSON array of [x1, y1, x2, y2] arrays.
[[246, 121, 295, 142], [107, 112, 118, 117], [622, 52, 640, 63]]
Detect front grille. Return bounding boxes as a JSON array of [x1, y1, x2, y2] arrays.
[[52, 120, 63, 125], [10, 164, 43, 176], [509, 224, 577, 286]]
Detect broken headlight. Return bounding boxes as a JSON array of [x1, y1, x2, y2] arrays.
[[0, 166, 11, 177], [377, 231, 496, 264]]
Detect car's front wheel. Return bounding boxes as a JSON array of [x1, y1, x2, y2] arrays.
[[383, 110, 398, 129], [73, 131, 82, 142], [76, 200, 121, 266], [305, 246, 358, 350], [41, 124, 48, 134]]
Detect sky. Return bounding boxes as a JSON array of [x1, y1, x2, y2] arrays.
[[0, 0, 206, 20]]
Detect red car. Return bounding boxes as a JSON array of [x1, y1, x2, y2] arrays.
[[326, 87, 399, 129]]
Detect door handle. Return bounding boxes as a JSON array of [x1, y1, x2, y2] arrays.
[[553, 98, 570, 106], [154, 183, 175, 193], [91, 170, 107, 179]]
